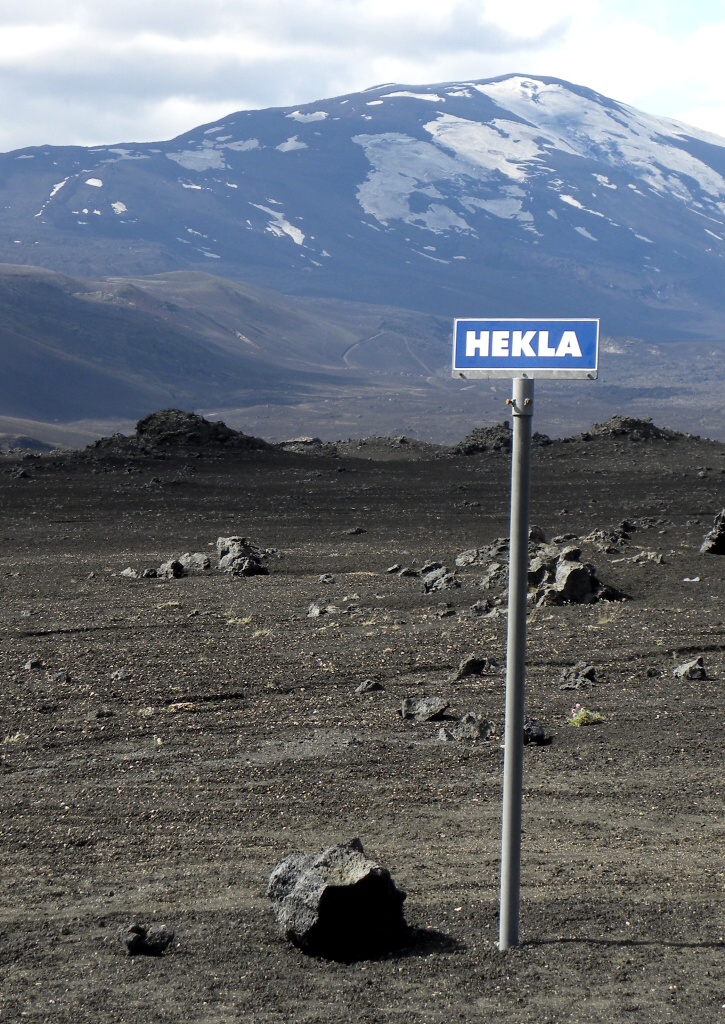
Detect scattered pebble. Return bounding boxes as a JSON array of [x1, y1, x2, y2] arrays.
[[354, 679, 384, 694], [673, 656, 707, 680], [401, 696, 449, 722], [453, 655, 497, 681], [559, 662, 597, 690], [117, 922, 175, 956], [437, 713, 495, 743]]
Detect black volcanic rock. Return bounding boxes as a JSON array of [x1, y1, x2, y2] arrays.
[[453, 424, 552, 455], [118, 922, 175, 957], [135, 410, 269, 449], [267, 838, 407, 959], [587, 417, 680, 442], [700, 510, 725, 555], [84, 410, 270, 455]]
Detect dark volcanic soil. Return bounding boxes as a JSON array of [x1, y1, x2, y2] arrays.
[[1, 422, 723, 1023]]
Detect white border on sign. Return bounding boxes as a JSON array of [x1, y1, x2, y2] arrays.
[[452, 317, 599, 380]]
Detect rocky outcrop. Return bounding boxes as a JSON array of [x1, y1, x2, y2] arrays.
[[120, 537, 270, 579], [528, 541, 624, 606], [120, 551, 211, 579], [437, 713, 495, 743], [452, 424, 551, 455], [585, 416, 679, 441], [135, 409, 269, 449]]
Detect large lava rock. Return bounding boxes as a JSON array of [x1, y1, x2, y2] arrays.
[[529, 543, 624, 605], [135, 409, 269, 449], [700, 510, 725, 555], [453, 423, 551, 455], [216, 536, 269, 576], [267, 838, 407, 959], [587, 416, 678, 441]]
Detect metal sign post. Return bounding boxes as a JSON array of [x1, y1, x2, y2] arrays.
[[452, 317, 599, 951], [499, 376, 534, 950]]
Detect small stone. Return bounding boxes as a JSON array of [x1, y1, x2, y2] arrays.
[[47, 669, 72, 684], [401, 696, 449, 722], [217, 536, 269, 576], [559, 662, 597, 690], [673, 656, 707, 680], [437, 713, 495, 743], [118, 922, 175, 956], [453, 655, 496, 680], [354, 679, 384, 694], [523, 716, 551, 745]]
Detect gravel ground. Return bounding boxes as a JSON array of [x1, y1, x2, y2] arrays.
[[1, 421, 723, 1023]]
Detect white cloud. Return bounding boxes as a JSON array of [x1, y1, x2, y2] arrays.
[[1, 0, 725, 151]]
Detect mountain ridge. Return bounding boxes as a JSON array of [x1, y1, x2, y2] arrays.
[[2, 74, 725, 340], [2, 74, 725, 445]]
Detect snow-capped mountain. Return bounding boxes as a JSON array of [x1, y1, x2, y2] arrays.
[[2, 74, 725, 341]]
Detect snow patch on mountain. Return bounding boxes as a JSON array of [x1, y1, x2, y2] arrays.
[[252, 204, 305, 245], [559, 194, 606, 219], [476, 77, 725, 210], [224, 139, 260, 152], [424, 113, 543, 181], [276, 136, 308, 152], [381, 92, 444, 102], [167, 145, 228, 171], [353, 133, 471, 232], [462, 194, 534, 227], [287, 110, 328, 122]]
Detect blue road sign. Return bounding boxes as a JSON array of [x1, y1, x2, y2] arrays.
[[452, 318, 599, 379]]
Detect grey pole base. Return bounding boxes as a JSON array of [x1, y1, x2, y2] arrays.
[[499, 377, 534, 951]]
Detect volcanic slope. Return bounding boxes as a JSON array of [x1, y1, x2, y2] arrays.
[[4, 75, 725, 339]]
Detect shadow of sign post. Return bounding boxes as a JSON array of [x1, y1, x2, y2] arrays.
[[452, 318, 600, 951]]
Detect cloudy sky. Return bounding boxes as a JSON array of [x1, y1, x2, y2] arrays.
[[2, 0, 725, 153]]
